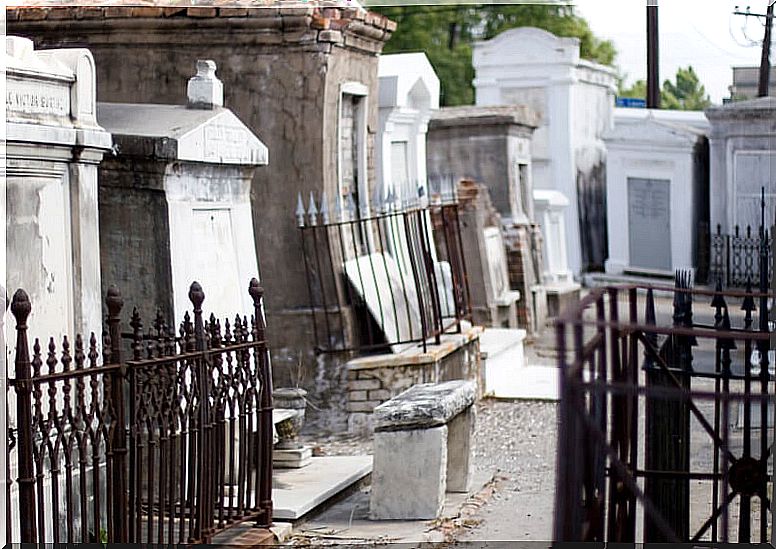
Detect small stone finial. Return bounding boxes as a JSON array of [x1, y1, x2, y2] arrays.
[[187, 59, 223, 110]]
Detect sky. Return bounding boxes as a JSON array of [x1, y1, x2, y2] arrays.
[[572, 0, 772, 103]]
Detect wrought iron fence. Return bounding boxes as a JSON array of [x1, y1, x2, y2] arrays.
[[554, 275, 774, 544], [297, 188, 471, 354], [708, 223, 773, 288], [8, 280, 273, 544]]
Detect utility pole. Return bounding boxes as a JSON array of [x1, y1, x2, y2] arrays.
[[733, 2, 775, 97], [647, 0, 660, 108], [758, 1, 774, 96]]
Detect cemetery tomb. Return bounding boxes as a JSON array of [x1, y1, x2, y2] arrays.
[[97, 60, 269, 326]]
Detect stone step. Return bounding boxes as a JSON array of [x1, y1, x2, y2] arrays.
[[479, 327, 527, 361]]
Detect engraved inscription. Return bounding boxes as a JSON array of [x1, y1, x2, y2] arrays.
[[203, 124, 251, 162], [6, 77, 70, 119]]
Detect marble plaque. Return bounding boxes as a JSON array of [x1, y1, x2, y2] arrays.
[[344, 252, 422, 352]]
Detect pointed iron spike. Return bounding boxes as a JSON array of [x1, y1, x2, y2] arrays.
[[645, 288, 656, 326], [742, 278, 757, 312], [296, 192, 306, 227], [307, 191, 319, 227], [721, 307, 737, 350], [320, 190, 330, 224], [335, 192, 345, 221]]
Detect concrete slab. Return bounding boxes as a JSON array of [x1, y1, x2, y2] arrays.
[[272, 456, 372, 521], [480, 328, 527, 398], [479, 327, 526, 360], [489, 365, 560, 401], [293, 469, 493, 544]]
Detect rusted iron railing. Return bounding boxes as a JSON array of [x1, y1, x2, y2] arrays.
[[8, 280, 273, 544], [703, 187, 774, 288], [297, 187, 471, 354], [554, 276, 775, 544], [707, 223, 773, 288]]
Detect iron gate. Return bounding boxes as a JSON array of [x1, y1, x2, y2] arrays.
[[8, 279, 273, 544], [554, 277, 775, 544]]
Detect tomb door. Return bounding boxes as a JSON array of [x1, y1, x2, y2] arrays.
[[627, 177, 671, 271]]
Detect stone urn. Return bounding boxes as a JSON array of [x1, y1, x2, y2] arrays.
[[273, 387, 308, 450]]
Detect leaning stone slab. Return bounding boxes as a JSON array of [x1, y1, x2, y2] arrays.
[[373, 380, 476, 432]]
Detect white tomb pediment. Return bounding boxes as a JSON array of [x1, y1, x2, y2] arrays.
[[97, 104, 268, 166], [378, 53, 440, 112], [473, 27, 580, 68]]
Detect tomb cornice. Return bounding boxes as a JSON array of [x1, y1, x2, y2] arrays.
[[8, 5, 394, 54]]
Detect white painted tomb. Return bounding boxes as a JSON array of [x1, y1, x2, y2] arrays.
[[603, 108, 710, 276], [97, 60, 269, 325], [6, 36, 113, 544], [473, 27, 617, 276], [377, 52, 440, 202], [6, 36, 112, 346], [706, 97, 776, 233]]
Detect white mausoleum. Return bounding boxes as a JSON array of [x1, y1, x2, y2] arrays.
[[604, 108, 710, 276], [473, 27, 617, 276], [377, 52, 440, 201]]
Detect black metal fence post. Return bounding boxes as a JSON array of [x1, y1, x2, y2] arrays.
[[105, 287, 128, 542], [11, 289, 36, 542], [250, 279, 273, 528]]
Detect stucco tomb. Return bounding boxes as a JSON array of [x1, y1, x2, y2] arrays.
[[97, 60, 268, 325], [377, 53, 440, 202], [706, 97, 776, 233], [6, 36, 112, 347], [603, 108, 710, 277], [473, 27, 617, 275]]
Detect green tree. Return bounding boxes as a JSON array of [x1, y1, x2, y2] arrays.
[[617, 66, 712, 110], [372, 5, 616, 106], [662, 66, 712, 110], [618, 78, 647, 100]]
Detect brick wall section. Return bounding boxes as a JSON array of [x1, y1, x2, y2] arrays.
[[345, 336, 481, 435], [8, 4, 398, 50]]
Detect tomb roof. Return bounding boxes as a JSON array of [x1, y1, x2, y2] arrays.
[[429, 105, 540, 129], [706, 96, 776, 119], [98, 102, 268, 165]]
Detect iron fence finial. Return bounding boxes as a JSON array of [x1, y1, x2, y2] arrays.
[[11, 289, 31, 326], [308, 192, 318, 226], [188, 281, 205, 311], [320, 191, 330, 224], [296, 192, 306, 228]]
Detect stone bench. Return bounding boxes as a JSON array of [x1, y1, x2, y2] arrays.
[[369, 380, 477, 520]]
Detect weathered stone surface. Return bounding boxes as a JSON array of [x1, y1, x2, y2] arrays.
[[445, 405, 475, 492], [373, 380, 476, 432], [370, 425, 448, 520]]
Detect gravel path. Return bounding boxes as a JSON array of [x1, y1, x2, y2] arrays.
[[299, 398, 560, 542]]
